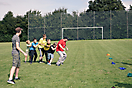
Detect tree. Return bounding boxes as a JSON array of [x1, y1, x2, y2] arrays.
[[129, 5, 132, 10], [87, 0, 126, 12]]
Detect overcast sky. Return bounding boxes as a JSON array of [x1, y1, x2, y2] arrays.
[[0, 0, 132, 20]]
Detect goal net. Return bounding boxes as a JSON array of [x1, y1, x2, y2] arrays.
[[62, 27, 103, 40]]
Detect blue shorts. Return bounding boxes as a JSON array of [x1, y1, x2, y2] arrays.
[[48, 53, 54, 60]]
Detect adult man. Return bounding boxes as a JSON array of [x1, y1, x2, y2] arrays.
[[7, 27, 27, 84], [38, 34, 47, 63], [56, 37, 68, 66]]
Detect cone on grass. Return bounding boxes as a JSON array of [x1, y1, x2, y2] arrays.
[[119, 67, 126, 70], [111, 62, 115, 64], [127, 73, 132, 77], [106, 53, 110, 56], [109, 57, 112, 59]]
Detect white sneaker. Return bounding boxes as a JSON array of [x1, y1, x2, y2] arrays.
[[47, 63, 51, 65], [7, 80, 15, 84]]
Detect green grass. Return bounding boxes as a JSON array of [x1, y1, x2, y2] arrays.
[[0, 39, 132, 88]]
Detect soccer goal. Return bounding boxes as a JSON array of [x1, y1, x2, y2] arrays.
[[62, 27, 103, 40]]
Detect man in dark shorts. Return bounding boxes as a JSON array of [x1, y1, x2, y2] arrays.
[[7, 27, 27, 84]]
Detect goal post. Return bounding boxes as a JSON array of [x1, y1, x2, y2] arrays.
[[62, 27, 103, 40]]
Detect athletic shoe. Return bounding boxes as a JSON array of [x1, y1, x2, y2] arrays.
[[47, 63, 51, 65], [39, 61, 43, 63], [15, 78, 20, 80], [56, 64, 60, 66], [7, 80, 15, 84], [61, 63, 64, 65]]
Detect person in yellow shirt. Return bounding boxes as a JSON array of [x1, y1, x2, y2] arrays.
[[38, 34, 47, 63], [44, 39, 51, 62]]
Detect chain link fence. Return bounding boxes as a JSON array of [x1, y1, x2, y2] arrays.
[[28, 10, 132, 41]]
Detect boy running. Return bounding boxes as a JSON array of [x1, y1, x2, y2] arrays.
[[38, 34, 46, 63], [44, 39, 51, 62], [56, 37, 68, 66], [47, 42, 57, 65], [29, 38, 39, 64], [7, 27, 27, 84]]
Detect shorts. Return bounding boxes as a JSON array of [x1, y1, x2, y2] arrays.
[[38, 48, 44, 57], [12, 52, 20, 67], [48, 53, 54, 60]]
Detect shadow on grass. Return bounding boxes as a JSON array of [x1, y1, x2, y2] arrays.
[[121, 62, 132, 65], [23, 61, 57, 64], [51, 62, 56, 64], [114, 82, 132, 88]]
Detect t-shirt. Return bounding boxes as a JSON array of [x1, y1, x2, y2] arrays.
[[38, 38, 46, 48], [29, 42, 38, 51], [26, 43, 31, 51], [12, 35, 20, 53], [48, 45, 56, 54], [56, 39, 66, 52], [44, 43, 51, 52]]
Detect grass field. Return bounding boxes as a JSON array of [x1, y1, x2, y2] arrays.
[[0, 39, 132, 88]]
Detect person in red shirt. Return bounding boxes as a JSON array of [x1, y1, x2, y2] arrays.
[[56, 37, 68, 66]]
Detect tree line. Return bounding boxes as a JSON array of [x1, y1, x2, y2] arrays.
[[0, 0, 132, 42]]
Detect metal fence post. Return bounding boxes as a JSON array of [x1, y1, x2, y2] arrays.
[[110, 10, 112, 39], [127, 11, 128, 38]]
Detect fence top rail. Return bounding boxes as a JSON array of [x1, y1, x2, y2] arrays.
[[62, 27, 103, 30]]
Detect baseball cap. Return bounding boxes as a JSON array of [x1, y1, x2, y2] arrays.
[[15, 27, 23, 33]]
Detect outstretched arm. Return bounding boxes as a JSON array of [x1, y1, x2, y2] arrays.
[[33, 43, 39, 48], [59, 44, 65, 50], [65, 46, 68, 51], [27, 43, 31, 47], [51, 46, 57, 50], [16, 42, 27, 57]]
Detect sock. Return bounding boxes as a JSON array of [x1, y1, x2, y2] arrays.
[[15, 77, 18, 79], [9, 77, 12, 80]]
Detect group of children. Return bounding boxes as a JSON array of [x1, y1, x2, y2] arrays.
[[7, 28, 68, 85], [25, 34, 57, 65]]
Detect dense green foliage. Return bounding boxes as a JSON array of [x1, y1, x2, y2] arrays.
[[0, 0, 132, 41], [87, 0, 125, 12]]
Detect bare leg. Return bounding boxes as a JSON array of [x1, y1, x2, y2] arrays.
[[15, 67, 19, 78], [49, 58, 53, 64], [9, 66, 16, 80], [25, 57, 27, 62]]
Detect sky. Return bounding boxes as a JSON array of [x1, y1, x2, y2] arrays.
[[0, 0, 132, 20]]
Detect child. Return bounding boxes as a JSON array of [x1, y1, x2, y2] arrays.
[[38, 34, 47, 63], [56, 37, 68, 66], [44, 39, 51, 62], [47, 42, 57, 65], [29, 38, 39, 64], [25, 40, 31, 63]]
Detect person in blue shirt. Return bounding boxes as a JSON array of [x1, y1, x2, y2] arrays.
[[29, 38, 39, 64]]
